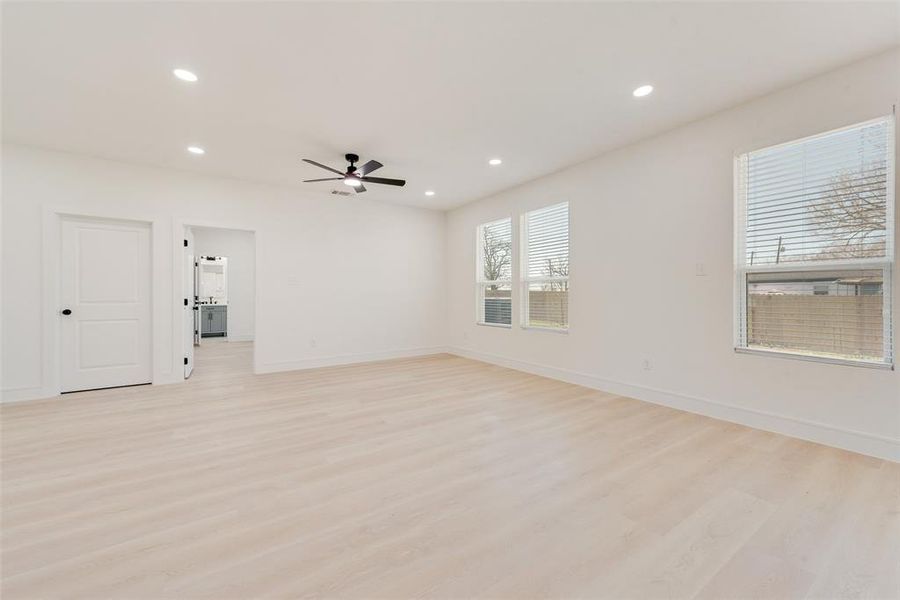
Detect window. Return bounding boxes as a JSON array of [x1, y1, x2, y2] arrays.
[[477, 218, 512, 326], [522, 202, 569, 330], [735, 116, 894, 367]]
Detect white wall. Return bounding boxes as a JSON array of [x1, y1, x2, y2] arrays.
[[445, 49, 900, 460], [191, 227, 256, 341], [1, 146, 446, 400]]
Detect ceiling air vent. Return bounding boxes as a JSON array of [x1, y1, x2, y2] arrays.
[[331, 189, 351, 196]]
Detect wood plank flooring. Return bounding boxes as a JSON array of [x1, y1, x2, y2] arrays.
[[2, 340, 898, 599]]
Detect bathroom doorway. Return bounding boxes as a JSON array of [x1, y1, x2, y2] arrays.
[[183, 225, 256, 379]]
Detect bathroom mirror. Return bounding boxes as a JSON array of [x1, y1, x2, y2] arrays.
[[199, 256, 228, 304]]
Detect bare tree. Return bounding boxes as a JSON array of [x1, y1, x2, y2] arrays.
[[810, 169, 887, 260], [543, 257, 569, 291], [482, 227, 511, 287]]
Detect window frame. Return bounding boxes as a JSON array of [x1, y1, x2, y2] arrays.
[[521, 202, 570, 333], [733, 116, 895, 369], [475, 217, 513, 328]]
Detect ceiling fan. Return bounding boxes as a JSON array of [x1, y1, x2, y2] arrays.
[[302, 153, 406, 193]]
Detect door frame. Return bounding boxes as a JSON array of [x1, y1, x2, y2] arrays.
[[41, 207, 164, 398], [173, 219, 258, 378], [184, 225, 196, 378]]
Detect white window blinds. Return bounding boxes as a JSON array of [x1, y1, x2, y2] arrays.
[[736, 116, 894, 367], [739, 118, 891, 266], [523, 202, 569, 329], [477, 218, 512, 326]]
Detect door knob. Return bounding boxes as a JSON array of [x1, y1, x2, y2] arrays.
[[61, 309, 72, 315]]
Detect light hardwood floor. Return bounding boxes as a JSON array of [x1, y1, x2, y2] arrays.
[[2, 340, 898, 599]]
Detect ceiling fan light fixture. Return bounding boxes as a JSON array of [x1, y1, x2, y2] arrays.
[[344, 176, 362, 187]]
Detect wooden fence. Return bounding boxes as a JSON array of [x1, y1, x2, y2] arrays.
[[748, 294, 883, 359], [527, 290, 568, 327]]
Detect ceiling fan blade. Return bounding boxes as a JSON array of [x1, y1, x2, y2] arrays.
[[355, 183, 367, 193], [302, 159, 345, 176], [361, 176, 406, 187], [358, 160, 383, 176], [303, 177, 343, 182]]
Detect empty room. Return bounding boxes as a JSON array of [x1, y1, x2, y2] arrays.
[[1, 2, 898, 598]]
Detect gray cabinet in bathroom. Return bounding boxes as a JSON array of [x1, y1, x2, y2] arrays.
[[201, 305, 227, 337]]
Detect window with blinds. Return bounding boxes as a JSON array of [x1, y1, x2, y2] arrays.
[[477, 218, 512, 326], [522, 202, 569, 330], [735, 116, 894, 366]]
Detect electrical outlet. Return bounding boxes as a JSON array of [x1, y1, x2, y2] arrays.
[[641, 359, 652, 371], [462, 331, 469, 341], [695, 262, 707, 277], [309, 338, 317, 348]]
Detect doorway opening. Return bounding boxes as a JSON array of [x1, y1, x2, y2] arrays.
[[183, 225, 256, 380]]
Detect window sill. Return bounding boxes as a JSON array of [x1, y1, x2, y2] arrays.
[[476, 322, 512, 329], [522, 325, 569, 334], [734, 347, 893, 370]]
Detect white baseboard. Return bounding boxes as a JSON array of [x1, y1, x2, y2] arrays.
[[255, 346, 448, 374], [226, 334, 254, 342], [1, 385, 52, 404], [447, 346, 900, 463]]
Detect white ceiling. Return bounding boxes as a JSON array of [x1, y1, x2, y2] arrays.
[[3, 2, 898, 210]]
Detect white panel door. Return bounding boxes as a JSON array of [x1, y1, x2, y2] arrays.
[[60, 217, 152, 392], [184, 226, 195, 378]]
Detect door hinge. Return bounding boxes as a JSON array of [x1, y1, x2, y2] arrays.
[[184, 239, 188, 247], [184, 298, 189, 306], [194, 329, 198, 335], [184, 357, 189, 365]]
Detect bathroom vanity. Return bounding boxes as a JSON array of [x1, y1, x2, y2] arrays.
[[200, 304, 227, 337]]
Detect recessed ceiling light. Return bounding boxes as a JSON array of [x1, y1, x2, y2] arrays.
[[173, 68, 198, 82], [488, 158, 502, 166], [632, 84, 654, 98], [187, 146, 205, 155], [425, 190, 435, 196]]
